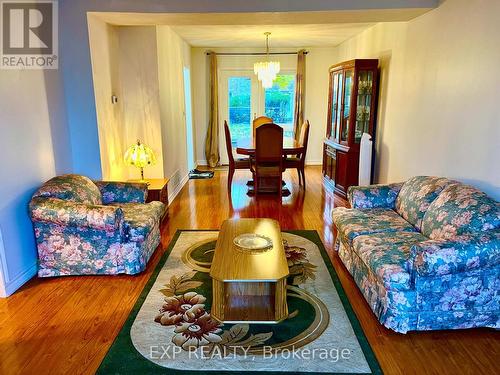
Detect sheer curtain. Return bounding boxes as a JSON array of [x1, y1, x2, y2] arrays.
[[204, 51, 220, 167], [293, 49, 306, 140]]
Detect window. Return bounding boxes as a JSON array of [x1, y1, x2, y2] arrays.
[[264, 74, 296, 138], [228, 76, 252, 145], [219, 72, 296, 164]]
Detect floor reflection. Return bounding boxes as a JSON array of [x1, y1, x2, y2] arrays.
[[175, 166, 347, 252], [224, 167, 346, 249]]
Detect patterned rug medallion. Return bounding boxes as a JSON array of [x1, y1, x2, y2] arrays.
[[98, 230, 381, 374]]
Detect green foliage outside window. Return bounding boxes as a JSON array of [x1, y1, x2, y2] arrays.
[[228, 74, 296, 140]]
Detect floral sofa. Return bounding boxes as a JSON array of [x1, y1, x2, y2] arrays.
[[29, 174, 165, 277], [332, 176, 499, 333]]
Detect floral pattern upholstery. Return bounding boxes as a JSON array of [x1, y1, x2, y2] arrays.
[[332, 207, 416, 245], [338, 240, 499, 333], [414, 267, 499, 315], [395, 176, 452, 230], [33, 174, 102, 205], [114, 202, 165, 243], [95, 181, 148, 204], [352, 231, 428, 290], [29, 174, 165, 277], [348, 182, 403, 209], [30, 197, 123, 232], [334, 177, 499, 333], [421, 182, 500, 240], [412, 230, 500, 277]]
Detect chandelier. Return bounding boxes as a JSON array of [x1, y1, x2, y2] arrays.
[[254, 32, 280, 88]]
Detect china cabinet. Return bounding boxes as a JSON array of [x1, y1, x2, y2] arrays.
[[322, 59, 379, 198]]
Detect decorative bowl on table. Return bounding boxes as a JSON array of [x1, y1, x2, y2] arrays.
[[233, 233, 273, 253]]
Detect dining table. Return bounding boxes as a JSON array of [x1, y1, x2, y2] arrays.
[[235, 136, 305, 156], [235, 136, 304, 196]]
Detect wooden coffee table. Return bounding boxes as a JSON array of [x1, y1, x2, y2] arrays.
[[210, 218, 289, 324]]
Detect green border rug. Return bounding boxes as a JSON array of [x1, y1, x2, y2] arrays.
[[97, 230, 382, 375]]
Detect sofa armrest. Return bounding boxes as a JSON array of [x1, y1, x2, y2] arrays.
[[30, 197, 123, 232], [411, 231, 500, 277], [348, 182, 403, 209], [94, 181, 148, 204]]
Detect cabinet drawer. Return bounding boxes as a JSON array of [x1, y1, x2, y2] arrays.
[[335, 150, 347, 193], [326, 145, 336, 158], [323, 146, 336, 182]]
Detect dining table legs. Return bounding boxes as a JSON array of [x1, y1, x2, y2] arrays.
[[246, 179, 291, 197]]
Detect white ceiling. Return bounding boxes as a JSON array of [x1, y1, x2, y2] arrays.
[[93, 8, 433, 26], [92, 8, 434, 48], [170, 24, 375, 48]]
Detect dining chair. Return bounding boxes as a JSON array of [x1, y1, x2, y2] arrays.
[[224, 121, 251, 191], [284, 120, 310, 187], [250, 123, 284, 199], [252, 116, 273, 139]]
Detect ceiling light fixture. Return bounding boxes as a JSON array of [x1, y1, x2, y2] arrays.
[[254, 32, 280, 88]]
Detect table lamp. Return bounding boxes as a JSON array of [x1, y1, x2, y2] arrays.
[[124, 140, 156, 180]]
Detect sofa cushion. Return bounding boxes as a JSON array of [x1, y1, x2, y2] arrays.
[[348, 182, 403, 209], [95, 181, 148, 204], [412, 230, 500, 277], [421, 183, 500, 240], [352, 231, 428, 290], [332, 207, 417, 245], [395, 176, 452, 230], [33, 174, 102, 205], [115, 202, 165, 243]]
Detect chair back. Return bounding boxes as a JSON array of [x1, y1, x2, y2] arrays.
[[223, 121, 234, 165], [252, 116, 273, 138], [255, 123, 283, 166], [298, 120, 310, 164]]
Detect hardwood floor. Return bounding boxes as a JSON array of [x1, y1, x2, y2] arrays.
[[0, 166, 498, 374]]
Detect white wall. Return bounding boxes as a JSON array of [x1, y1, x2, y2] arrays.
[[156, 26, 191, 194], [88, 22, 166, 181], [118, 26, 165, 180], [88, 16, 126, 180], [88, 23, 191, 198], [191, 47, 337, 165], [0, 68, 71, 296], [334, 0, 500, 199], [190, 47, 209, 166], [304, 48, 339, 164]]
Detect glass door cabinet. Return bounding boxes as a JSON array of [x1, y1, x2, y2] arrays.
[[322, 59, 379, 197]]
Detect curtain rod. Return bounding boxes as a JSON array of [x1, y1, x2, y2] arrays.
[[205, 51, 308, 56]]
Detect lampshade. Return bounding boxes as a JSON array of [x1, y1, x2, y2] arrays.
[[124, 140, 156, 179]]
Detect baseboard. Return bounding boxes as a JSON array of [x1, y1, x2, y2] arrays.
[[2, 263, 37, 297], [168, 172, 189, 206], [0, 230, 7, 297], [196, 159, 208, 166], [305, 160, 322, 166]]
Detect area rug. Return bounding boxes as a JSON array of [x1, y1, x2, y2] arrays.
[[98, 230, 382, 374]]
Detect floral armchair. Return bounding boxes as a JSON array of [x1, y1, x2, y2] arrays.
[[29, 174, 165, 277], [332, 176, 499, 333]]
